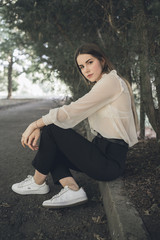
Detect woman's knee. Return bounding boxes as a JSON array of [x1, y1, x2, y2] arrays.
[[41, 124, 58, 134], [40, 125, 55, 140], [41, 125, 50, 135], [41, 124, 64, 140]]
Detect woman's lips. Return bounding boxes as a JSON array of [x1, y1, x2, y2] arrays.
[[87, 74, 93, 78]]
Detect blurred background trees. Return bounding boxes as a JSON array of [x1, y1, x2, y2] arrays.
[[0, 0, 160, 145]]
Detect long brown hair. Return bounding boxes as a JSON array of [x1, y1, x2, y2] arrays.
[[74, 43, 139, 132], [75, 43, 114, 79]]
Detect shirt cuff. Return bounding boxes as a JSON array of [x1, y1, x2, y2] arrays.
[[42, 108, 58, 126]]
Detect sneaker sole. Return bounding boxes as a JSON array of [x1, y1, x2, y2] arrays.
[[11, 187, 50, 195], [42, 199, 88, 209]]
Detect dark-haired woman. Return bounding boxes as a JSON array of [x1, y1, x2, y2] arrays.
[[12, 43, 139, 208]]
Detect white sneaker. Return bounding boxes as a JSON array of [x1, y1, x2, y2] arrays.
[[42, 186, 88, 208], [11, 175, 50, 195]]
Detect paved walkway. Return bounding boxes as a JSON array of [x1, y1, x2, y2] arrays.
[[0, 98, 40, 109], [0, 99, 111, 240]]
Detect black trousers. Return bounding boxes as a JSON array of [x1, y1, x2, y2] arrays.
[[32, 124, 128, 184]]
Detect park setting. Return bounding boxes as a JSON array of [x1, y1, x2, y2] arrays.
[[0, 1, 160, 240]]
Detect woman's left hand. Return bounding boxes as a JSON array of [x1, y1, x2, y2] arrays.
[[21, 122, 36, 148], [26, 128, 41, 151]]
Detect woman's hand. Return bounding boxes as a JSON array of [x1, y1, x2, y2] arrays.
[[26, 128, 41, 151], [21, 122, 37, 148], [21, 118, 45, 149]]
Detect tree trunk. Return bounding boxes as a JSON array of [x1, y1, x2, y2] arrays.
[[134, 0, 157, 133], [7, 54, 13, 99], [140, 77, 145, 139], [154, 70, 160, 147]]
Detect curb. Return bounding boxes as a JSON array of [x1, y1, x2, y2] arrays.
[[99, 179, 151, 240]]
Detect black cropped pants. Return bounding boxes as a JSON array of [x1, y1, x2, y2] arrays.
[[32, 124, 128, 184]]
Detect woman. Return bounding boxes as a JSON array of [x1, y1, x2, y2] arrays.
[[12, 43, 139, 208]]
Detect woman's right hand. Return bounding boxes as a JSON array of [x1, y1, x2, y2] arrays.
[[21, 118, 45, 149], [25, 128, 41, 151]]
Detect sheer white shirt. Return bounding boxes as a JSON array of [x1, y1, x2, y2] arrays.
[[42, 70, 138, 147]]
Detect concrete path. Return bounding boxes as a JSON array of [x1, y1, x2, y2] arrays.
[[0, 100, 111, 240]]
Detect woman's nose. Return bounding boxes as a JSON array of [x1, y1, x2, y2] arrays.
[[84, 65, 90, 73]]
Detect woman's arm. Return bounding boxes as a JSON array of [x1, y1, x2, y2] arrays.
[[42, 71, 124, 128], [21, 118, 45, 148]]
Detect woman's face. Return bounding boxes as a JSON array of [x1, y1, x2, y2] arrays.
[[76, 54, 104, 82]]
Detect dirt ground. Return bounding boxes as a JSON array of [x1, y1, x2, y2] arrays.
[[123, 139, 160, 240]]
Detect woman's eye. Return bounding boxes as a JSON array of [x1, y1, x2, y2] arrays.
[[88, 61, 93, 64]]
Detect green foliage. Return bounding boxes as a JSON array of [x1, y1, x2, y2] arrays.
[[12, 79, 18, 91], [1, 0, 160, 100], [2, 0, 111, 96]]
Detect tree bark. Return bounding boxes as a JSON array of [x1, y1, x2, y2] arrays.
[[134, 0, 157, 132], [154, 69, 160, 144], [140, 76, 145, 139], [7, 54, 13, 99]]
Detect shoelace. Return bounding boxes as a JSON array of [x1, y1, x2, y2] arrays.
[[19, 175, 32, 186], [51, 186, 68, 200]]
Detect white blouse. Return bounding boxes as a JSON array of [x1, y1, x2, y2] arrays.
[[42, 70, 138, 147]]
